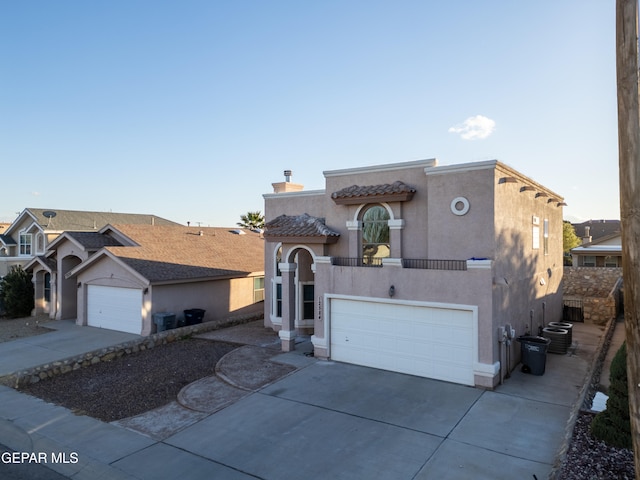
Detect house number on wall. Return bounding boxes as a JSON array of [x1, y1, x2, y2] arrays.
[[318, 297, 322, 321]]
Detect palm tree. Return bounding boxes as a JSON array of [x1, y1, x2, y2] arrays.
[[237, 211, 265, 230]]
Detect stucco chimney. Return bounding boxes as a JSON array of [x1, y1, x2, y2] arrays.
[[582, 226, 592, 245], [272, 169, 304, 194]]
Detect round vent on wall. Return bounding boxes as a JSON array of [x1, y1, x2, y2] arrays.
[[450, 197, 470, 216]]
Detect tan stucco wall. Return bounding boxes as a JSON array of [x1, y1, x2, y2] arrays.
[[152, 276, 260, 324]]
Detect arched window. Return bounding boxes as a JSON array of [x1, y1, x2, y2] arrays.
[[362, 205, 390, 263], [36, 233, 45, 254]]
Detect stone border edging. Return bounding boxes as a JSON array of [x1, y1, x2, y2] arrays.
[[549, 315, 618, 479], [0, 312, 264, 389]]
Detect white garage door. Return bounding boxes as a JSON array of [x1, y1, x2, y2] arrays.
[[330, 297, 476, 385], [87, 285, 142, 334]]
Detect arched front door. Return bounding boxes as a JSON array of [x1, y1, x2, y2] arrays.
[[59, 255, 82, 320], [279, 246, 315, 351]]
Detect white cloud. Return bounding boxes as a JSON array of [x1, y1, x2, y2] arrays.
[[31, 191, 41, 196], [448, 115, 496, 140]]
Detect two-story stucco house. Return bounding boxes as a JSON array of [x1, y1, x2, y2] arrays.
[[263, 159, 565, 389]]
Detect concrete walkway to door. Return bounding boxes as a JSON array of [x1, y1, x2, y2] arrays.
[[0, 320, 140, 377]]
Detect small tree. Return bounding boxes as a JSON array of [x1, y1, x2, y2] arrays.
[[0, 266, 34, 318], [237, 211, 265, 230], [563, 221, 581, 265], [590, 342, 632, 449]]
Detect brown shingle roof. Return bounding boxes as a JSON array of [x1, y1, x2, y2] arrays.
[[331, 181, 416, 205], [264, 214, 340, 244], [67, 232, 124, 249], [103, 225, 264, 282]]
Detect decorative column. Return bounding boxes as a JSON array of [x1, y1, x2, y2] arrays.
[[279, 262, 297, 352], [32, 274, 42, 315], [388, 218, 405, 258]]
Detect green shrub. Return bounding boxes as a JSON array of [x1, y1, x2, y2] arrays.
[[0, 266, 34, 318], [590, 342, 632, 449]]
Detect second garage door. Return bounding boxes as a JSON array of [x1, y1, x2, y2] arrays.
[[330, 297, 476, 386], [87, 285, 142, 334]]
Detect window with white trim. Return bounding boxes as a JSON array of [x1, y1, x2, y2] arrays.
[[19, 233, 32, 255], [604, 256, 619, 267], [253, 276, 265, 302], [36, 233, 45, 254]]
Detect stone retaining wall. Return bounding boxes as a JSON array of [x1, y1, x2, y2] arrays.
[[1, 311, 264, 388], [563, 267, 623, 325]]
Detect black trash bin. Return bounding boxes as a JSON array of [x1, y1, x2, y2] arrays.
[[153, 312, 176, 332], [184, 308, 206, 326], [517, 335, 551, 375]]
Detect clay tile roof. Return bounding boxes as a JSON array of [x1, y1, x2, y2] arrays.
[[264, 214, 340, 244], [331, 181, 416, 205]]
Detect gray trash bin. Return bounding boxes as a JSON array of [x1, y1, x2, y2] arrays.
[[153, 312, 176, 332], [517, 335, 551, 375]]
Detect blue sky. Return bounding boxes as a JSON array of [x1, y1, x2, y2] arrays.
[[1, 1, 618, 226]]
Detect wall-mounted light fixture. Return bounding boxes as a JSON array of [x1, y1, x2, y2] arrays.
[[388, 285, 395, 297], [143, 287, 149, 295], [77, 282, 81, 289]]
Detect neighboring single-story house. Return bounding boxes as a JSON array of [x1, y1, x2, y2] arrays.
[[570, 220, 622, 267], [0, 208, 180, 278], [263, 159, 565, 389], [26, 224, 265, 335]]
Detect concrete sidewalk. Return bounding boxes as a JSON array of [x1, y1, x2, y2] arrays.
[[0, 320, 608, 480]]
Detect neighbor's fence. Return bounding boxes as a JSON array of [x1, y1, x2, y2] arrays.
[[563, 298, 584, 323]]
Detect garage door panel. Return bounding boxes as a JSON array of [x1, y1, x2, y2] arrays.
[[330, 298, 475, 385], [87, 285, 142, 335]]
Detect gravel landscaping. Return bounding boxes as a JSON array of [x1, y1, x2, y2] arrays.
[[19, 338, 238, 422], [558, 411, 635, 479]]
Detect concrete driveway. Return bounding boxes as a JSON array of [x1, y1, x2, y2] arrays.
[[0, 320, 604, 480], [0, 320, 139, 377]]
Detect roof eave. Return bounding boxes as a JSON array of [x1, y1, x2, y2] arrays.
[[264, 234, 340, 244]]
